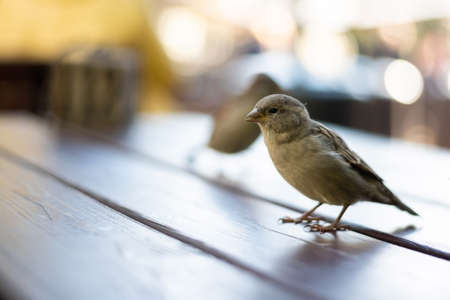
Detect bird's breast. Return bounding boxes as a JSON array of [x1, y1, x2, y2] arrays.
[[264, 133, 365, 205], [264, 135, 324, 200]]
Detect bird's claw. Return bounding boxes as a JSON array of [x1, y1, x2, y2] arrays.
[[300, 216, 321, 224], [279, 215, 320, 224], [305, 223, 348, 234], [279, 216, 295, 224]]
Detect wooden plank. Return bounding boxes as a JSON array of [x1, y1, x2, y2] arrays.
[[0, 113, 448, 300], [0, 153, 300, 300], [108, 113, 450, 252]]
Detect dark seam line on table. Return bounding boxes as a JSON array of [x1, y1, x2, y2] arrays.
[[0, 147, 320, 300], [63, 124, 450, 261]]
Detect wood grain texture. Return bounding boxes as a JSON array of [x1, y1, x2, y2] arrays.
[[0, 113, 448, 300], [0, 153, 300, 300]]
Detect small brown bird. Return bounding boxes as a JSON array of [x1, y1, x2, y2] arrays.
[[208, 74, 282, 154], [246, 94, 418, 233]]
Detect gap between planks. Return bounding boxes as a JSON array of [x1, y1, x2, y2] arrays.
[[59, 122, 450, 261], [0, 147, 318, 299]]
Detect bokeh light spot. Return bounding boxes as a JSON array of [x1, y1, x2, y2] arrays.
[[157, 7, 207, 64], [294, 27, 358, 79], [384, 59, 424, 104]]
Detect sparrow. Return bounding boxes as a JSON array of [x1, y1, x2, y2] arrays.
[[208, 74, 282, 154], [246, 94, 418, 233]]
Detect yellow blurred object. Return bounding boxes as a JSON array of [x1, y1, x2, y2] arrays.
[[0, 0, 174, 111]]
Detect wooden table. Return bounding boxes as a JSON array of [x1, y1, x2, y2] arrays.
[[0, 113, 449, 300]]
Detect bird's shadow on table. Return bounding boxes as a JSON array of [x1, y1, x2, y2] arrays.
[[277, 224, 419, 282], [390, 224, 418, 236]]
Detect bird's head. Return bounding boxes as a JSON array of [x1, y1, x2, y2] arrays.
[[245, 94, 310, 133]]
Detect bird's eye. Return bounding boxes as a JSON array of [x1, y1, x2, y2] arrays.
[[268, 108, 278, 114]]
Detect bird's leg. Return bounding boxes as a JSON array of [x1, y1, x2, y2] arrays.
[[307, 204, 350, 233], [280, 202, 323, 224]]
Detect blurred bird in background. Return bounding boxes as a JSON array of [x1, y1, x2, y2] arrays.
[[207, 74, 282, 154]]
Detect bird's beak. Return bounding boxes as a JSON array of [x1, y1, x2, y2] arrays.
[[246, 109, 265, 123]]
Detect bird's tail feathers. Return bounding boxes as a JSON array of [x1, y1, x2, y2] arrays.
[[376, 184, 419, 216]]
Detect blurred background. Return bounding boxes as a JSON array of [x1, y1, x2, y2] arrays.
[[0, 0, 449, 147]]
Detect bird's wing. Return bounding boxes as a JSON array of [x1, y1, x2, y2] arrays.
[[314, 124, 383, 182]]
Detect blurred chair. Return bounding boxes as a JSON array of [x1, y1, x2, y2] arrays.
[[0, 63, 49, 113], [0, 0, 173, 113], [48, 47, 138, 128]]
